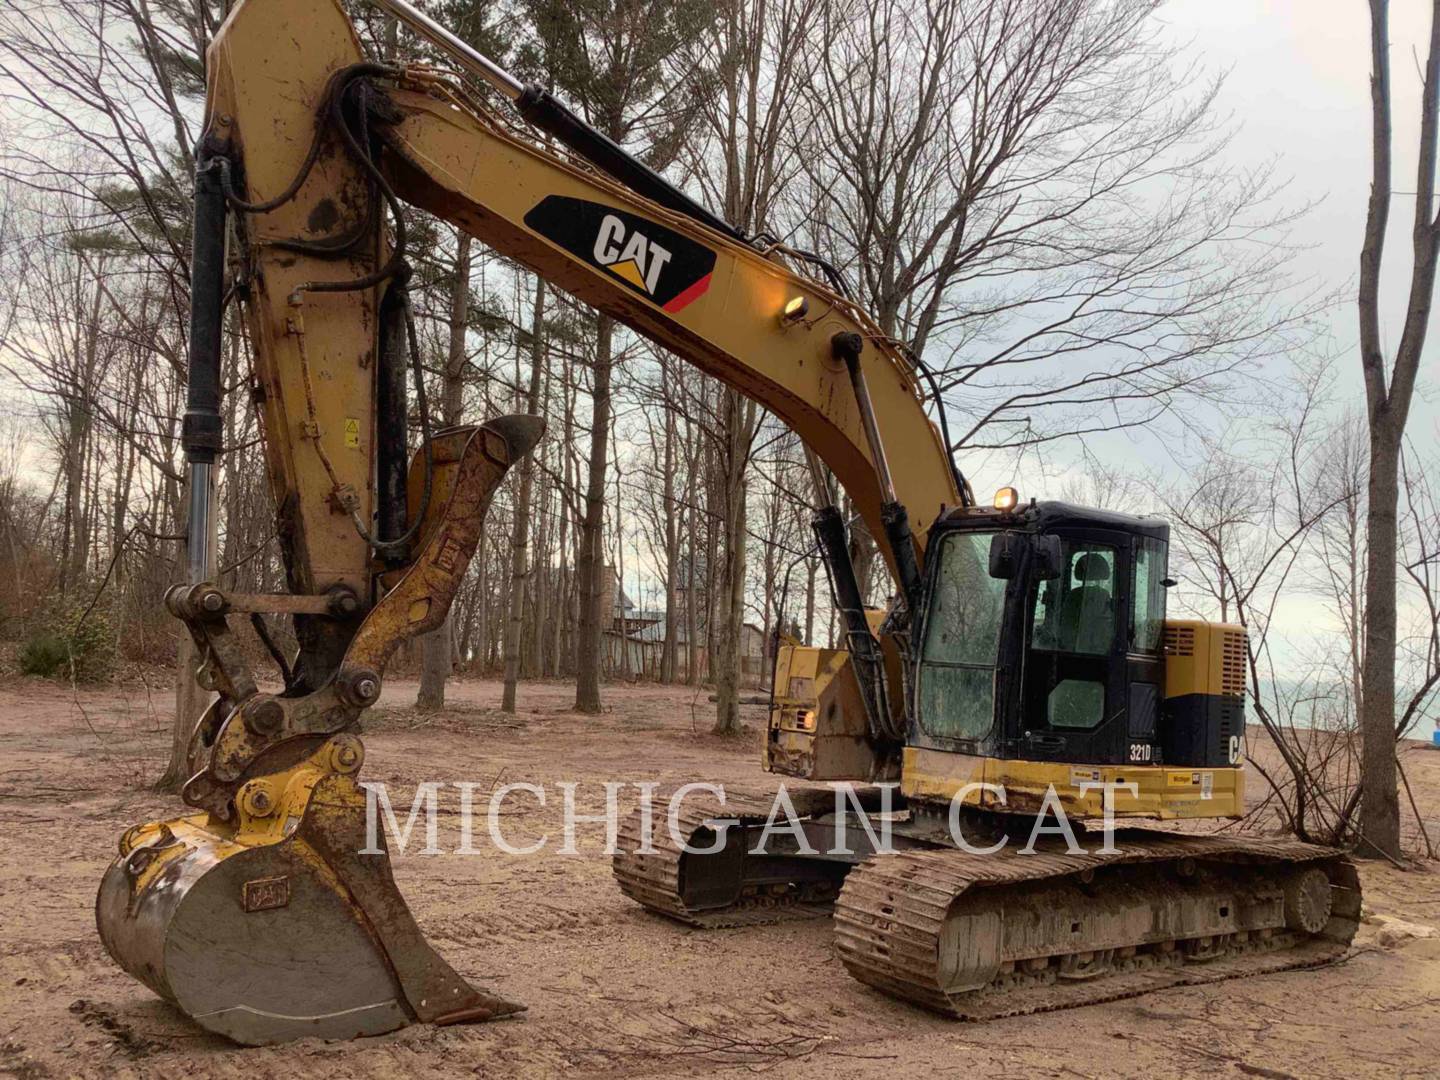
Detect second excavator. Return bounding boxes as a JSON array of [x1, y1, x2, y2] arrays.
[[96, 0, 1359, 1045]]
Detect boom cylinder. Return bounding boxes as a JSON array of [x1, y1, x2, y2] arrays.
[[375, 283, 410, 560], [368, 0, 744, 242], [833, 332, 924, 611], [811, 504, 897, 743], [182, 153, 228, 582]]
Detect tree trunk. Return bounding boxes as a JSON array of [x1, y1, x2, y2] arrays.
[[684, 494, 699, 685], [502, 278, 546, 712], [574, 315, 613, 713], [416, 231, 471, 712], [414, 617, 451, 709], [712, 389, 754, 735], [613, 447, 632, 682], [1354, 0, 1436, 858], [530, 451, 551, 676], [660, 388, 679, 683], [1359, 429, 1401, 855], [712, 490, 746, 733], [804, 558, 816, 645]]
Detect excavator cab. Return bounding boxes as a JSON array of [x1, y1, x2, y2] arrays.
[[916, 501, 1177, 770]]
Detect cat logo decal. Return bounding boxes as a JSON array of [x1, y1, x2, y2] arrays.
[[524, 196, 715, 313]]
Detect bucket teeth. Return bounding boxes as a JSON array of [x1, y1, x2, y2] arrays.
[[99, 418, 543, 1045]]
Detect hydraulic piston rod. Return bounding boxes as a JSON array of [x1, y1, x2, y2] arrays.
[[181, 153, 227, 583], [832, 332, 924, 612]]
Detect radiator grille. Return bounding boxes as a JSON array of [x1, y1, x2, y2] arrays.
[[1163, 625, 1195, 657], [1221, 629, 1247, 697]]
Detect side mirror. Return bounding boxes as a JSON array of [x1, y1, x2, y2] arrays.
[[989, 532, 1022, 579], [1033, 534, 1063, 580]]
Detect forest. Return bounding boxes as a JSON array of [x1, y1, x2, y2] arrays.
[[0, 0, 1436, 858]]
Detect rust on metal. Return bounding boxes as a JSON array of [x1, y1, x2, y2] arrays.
[[296, 772, 526, 1023]]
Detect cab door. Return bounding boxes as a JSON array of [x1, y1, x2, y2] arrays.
[[912, 529, 1010, 755], [1018, 529, 1131, 764], [1125, 534, 1169, 764]]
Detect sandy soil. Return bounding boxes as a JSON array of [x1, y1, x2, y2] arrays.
[[1, 674, 1438, 1079]]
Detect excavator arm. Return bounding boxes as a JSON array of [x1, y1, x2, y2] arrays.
[[96, 0, 964, 1046], [202, 0, 962, 576], [96, 0, 1363, 1044]]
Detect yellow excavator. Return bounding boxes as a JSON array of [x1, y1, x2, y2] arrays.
[[96, 0, 1360, 1044]]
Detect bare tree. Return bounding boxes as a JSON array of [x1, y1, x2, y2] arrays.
[[416, 230, 475, 711], [501, 276, 547, 711], [679, 0, 814, 733], [1161, 359, 1438, 852], [520, 0, 713, 712], [1354, 0, 1439, 858], [795, 0, 1318, 463], [1160, 366, 1352, 843]]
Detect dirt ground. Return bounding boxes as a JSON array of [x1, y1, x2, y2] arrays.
[[1, 674, 1438, 1079]]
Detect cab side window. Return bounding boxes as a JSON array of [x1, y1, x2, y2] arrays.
[[1132, 537, 1168, 653], [1031, 544, 1116, 657]]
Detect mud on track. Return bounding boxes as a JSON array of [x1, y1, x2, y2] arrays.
[[1, 676, 1437, 1078]]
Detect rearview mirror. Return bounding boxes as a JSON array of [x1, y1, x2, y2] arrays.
[[1033, 534, 1063, 580], [989, 532, 1022, 579]]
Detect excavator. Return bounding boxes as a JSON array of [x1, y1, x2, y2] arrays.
[[96, 0, 1360, 1045]]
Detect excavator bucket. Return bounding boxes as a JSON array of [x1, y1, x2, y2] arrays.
[[96, 764, 522, 1044], [97, 418, 541, 1044]]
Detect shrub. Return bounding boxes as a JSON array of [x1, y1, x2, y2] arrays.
[[18, 632, 69, 677], [19, 602, 117, 683]]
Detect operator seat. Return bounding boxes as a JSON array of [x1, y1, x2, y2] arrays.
[[1057, 551, 1113, 654]]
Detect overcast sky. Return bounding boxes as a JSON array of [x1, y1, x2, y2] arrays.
[[1160, 0, 1436, 417], [1011, 2, 1439, 668]]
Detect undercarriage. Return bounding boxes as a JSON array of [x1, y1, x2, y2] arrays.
[[612, 788, 1360, 1019]]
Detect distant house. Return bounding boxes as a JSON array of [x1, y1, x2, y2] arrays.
[[739, 622, 767, 679], [618, 615, 705, 681], [605, 607, 767, 686]]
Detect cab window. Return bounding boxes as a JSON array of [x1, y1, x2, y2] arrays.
[[918, 531, 1005, 741], [1132, 537, 1168, 653], [1031, 543, 1116, 657]]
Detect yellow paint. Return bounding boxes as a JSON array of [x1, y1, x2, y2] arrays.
[[765, 643, 879, 779], [901, 746, 1244, 821], [117, 740, 351, 903], [377, 83, 961, 584], [205, 0, 379, 596], [1163, 618, 1247, 698], [203, 0, 1246, 849]]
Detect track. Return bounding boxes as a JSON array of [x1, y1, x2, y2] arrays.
[[612, 786, 843, 928], [615, 794, 1361, 1019], [833, 830, 1361, 1019]]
